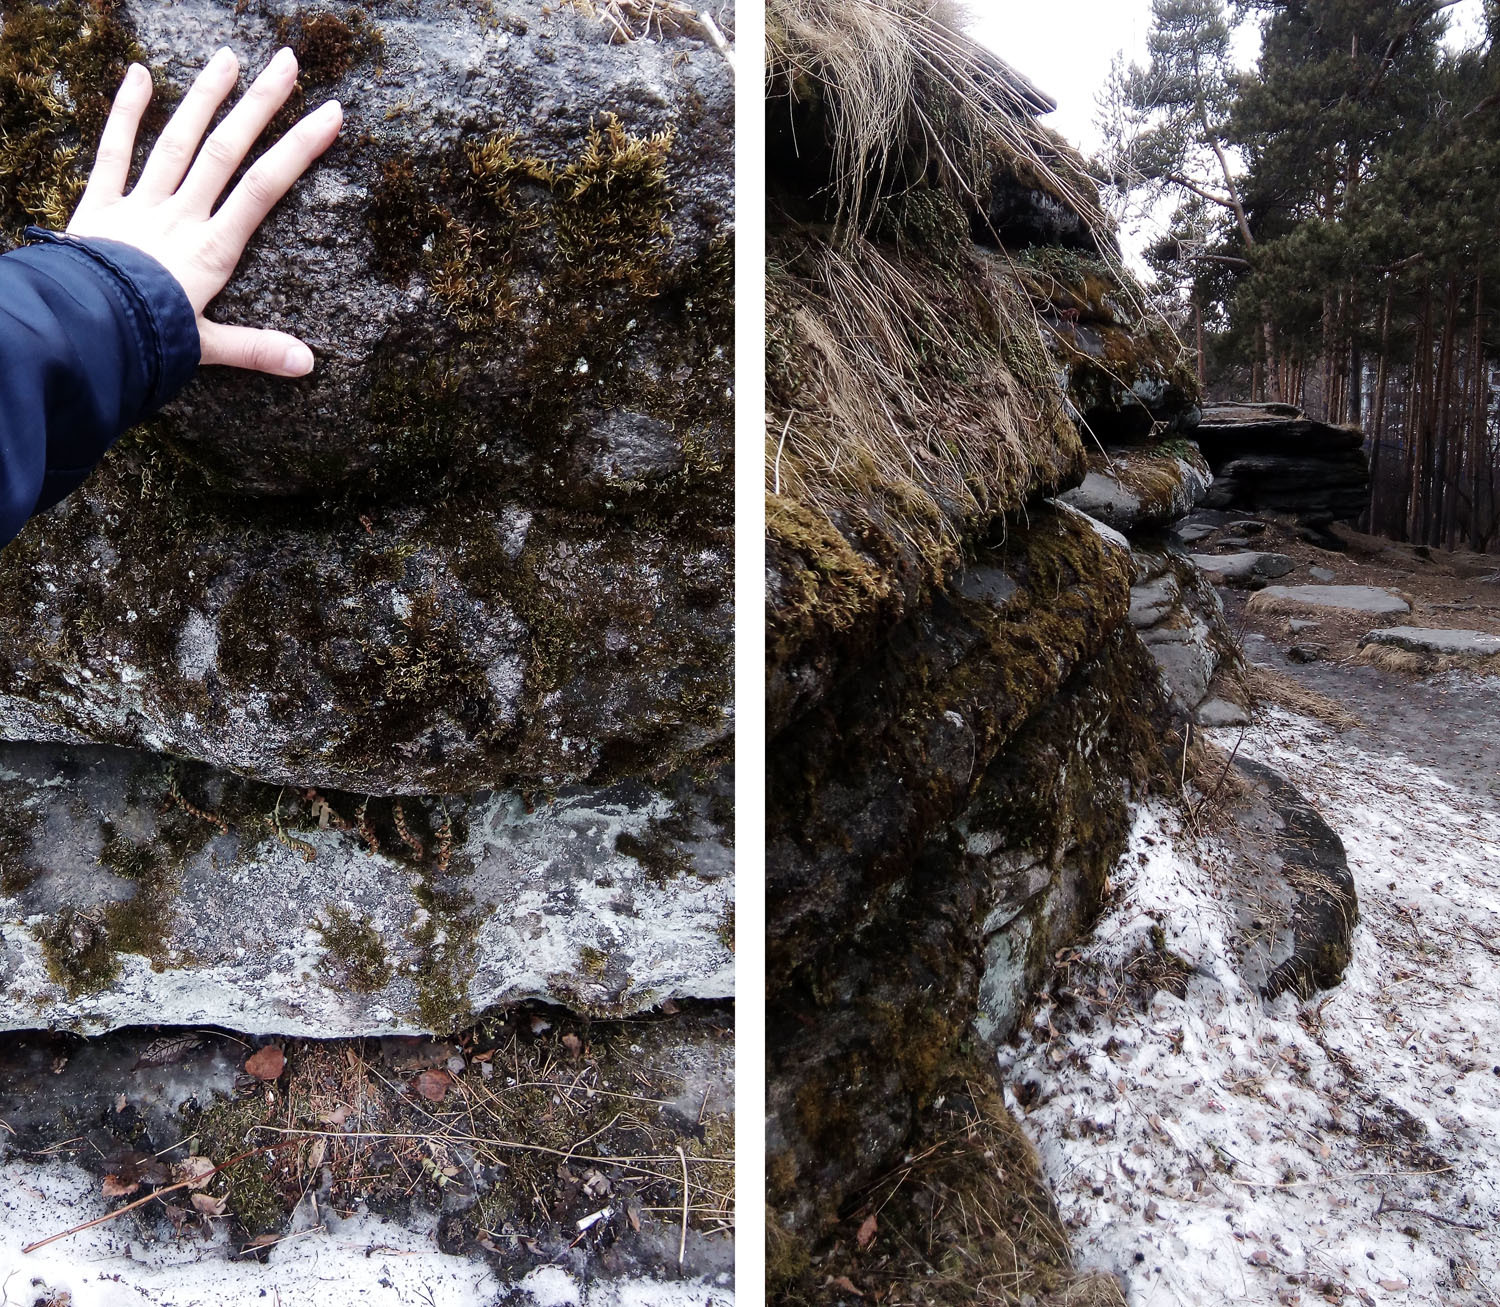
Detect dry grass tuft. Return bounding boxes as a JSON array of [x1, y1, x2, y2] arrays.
[[563, 0, 713, 41], [1355, 642, 1500, 679], [767, 0, 1104, 238], [1246, 664, 1362, 730], [792, 1072, 1123, 1305]]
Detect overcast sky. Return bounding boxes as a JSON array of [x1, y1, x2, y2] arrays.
[[966, 0, 1489, 158], [963, 0, 1488, 268]]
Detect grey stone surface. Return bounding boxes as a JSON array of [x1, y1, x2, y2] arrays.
[[1288, 619, 1321, 634], [1249, 585, 1411, 617], [1287, 643, 1329, 663], [0, 743, 734, 1035], [1191, 551, 1296, 584], [1310, 565, 1336, 582], [1193, 696, 1249, 727], [1057, 445, 1211, 533], [1196, 403, 1368, 523], [1129, 551, 1245, 721], [1362, 627, 1500, 658], [0, 0, 734, 798], [1174, 523, 1215, 544], [0, 479, 731, 793], [33, 0, 736, 495]]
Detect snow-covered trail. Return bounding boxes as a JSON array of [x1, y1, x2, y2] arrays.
[[1006, 672, 1500, 1306]]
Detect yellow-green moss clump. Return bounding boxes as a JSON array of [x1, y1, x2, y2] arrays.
[[367, 111, 676, 330], [0, 0, 145, 240], [314, 905, 394, 992]]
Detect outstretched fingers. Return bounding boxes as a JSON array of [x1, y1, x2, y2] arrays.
[[175, 46, 300, 217], [198, 320, 316, 377], [132, 47, 240, 200], [208, 99, 343, 254], [77, 63, 153, 212]]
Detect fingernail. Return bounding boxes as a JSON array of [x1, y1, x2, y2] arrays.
[[128, 62, 148, 88], [272, 46, 296, 72], [320, 99, 343, 123], [284, 343, 314, 376], [213, 46, 235, 70]]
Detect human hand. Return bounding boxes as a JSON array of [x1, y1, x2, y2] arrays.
[[66, 47, 343, 378]]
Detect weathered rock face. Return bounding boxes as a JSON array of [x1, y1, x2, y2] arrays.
[[1019, 251, 1200, 442], [0, 462, 731, 793], [1231, 758, 1357, 999], [0, 0, 734, 794], [767, 627, 1166, 1236], [1129, 549, 1248, 727], [1059, 443, 1211, 534], [0, 741, 733, 1034], [763, 0, 1210, 1274], [3, 0, 734, 494], [1196, 402, 1369, 524]]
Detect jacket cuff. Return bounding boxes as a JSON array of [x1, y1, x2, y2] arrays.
[[23, 227, 201, 413]]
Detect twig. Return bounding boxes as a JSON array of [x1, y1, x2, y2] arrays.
[[1375, 1192, 1484, 1230], [23, 1140, 297, 1254], [697, 11, 733, 71], [1226, 1164, 1455, 1190], [677, 1144, 689, 1267], [771, 411, 793, 496]]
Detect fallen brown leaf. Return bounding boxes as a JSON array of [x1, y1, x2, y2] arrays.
[[826, 1277, 864, 1297], [856, 1213, 878, 1250], [101, 1175, 139, 1198], [415, 1069, 452, 1102], [190, 1192, 228, 1217], [562, 1033, 583, 1059], [244, 1046, 285, 1081], [172, 1156, 215, 1190]]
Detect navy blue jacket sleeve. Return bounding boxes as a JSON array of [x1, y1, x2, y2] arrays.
[[0, 228, 199, 547]]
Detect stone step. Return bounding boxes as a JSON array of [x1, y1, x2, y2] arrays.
[[1361, 627, 1500, 658], [1247, 585, 1411, 617]]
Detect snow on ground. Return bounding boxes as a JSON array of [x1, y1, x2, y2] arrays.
[[0, 1158, 734, 1307], [1005, 697, 1500, 1306]]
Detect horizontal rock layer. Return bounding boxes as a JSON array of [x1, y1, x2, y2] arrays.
[[0, 743, 733, 1035], [0, 461, 731, 793], [1196, 403, 1368, 522]]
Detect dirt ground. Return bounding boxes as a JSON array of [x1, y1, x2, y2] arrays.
[[1191, 512, 1500, 666]]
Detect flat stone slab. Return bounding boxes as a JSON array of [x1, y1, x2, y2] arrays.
[[0, 744, 734, 1035], [1362, 627, 1500, 658], [1248, 585, 1411, 617], [1191, 551, 1296, 584]]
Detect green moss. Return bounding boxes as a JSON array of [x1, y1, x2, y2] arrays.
[[366, 111, 677, 329], [34, 907, 120, 996], [314, 905, 394, 992], [0, 0, 146, 241], [0, 797, 41, 895], [614, 818, 693, 886], [273, 7, 383, 88], [407, 851, 483, 1033], [183, 1093, 286, 1236]]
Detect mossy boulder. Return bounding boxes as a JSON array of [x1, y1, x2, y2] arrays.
[[1, 0, 733, 496], [0, 740, 733, 1033], [0, 449, 730, 792], [767, 626, 1168, 1238], [1018, 247, 1199, 442], [0, 0, 733, 794], [767, 502, 1136, 986], [1059, 443, 1212, 534]]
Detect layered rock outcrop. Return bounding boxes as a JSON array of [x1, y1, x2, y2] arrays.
[[1196, 401, 1370, 526], [766, 4, 1199, 1291], [0, 2, 734, 1043]]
